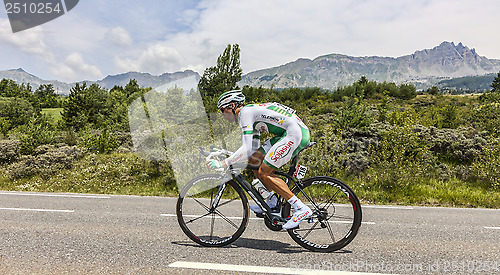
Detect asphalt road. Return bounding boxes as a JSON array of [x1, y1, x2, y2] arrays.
[[0, 191, 499, 274]]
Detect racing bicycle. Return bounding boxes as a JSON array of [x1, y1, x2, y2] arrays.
[[176, 142, 362, 252]]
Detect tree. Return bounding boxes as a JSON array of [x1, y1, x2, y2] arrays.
[[108, 79, 150, 131], [34, 84, 59, 108], [62, 83, 110, 130], [395, 83, 417, 99], [492, 72, 500, 92], [480, 72, 500, 103], [0, 78, 31, 99], [427, 86, 440, 95], [0, 97, 34, 135], [198, 44, 243, 112]]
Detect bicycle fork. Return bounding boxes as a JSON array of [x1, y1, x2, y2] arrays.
[[209, 183, 227, 212]]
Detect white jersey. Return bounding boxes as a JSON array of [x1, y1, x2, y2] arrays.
[[224, 103, 309, 169]]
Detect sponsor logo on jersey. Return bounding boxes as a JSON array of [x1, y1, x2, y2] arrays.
[[261, 114, 285, 124], [269, 141, 294, 162], [231, 153, 243, 163]]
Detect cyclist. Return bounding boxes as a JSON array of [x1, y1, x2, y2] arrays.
[[207, 89, 311, 229]]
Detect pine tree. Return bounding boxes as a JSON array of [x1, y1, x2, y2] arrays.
[[491, 72, 500, 92], [198, 44, 243, 112]]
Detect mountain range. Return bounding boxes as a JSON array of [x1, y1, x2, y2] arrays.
[[1, 41, 499, 94], [0, 68, 200, 94], [239, 41, 500, 90]]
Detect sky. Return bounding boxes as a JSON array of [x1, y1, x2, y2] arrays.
[[0, 0, 499, 83]]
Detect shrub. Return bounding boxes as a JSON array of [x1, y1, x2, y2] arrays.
[[17, 114, 57, 155], [387, 107, 418, 127], [303, 124, 382, 175], [0, 139, 20, 163], [470, 103, 500, 136], [413, 125, 488, 164], [367, 124, 435, 189], [420, 103, 464, 129], [6, 144, 84, 179], [329, 97, 374, 131], [0, 97, 34, 134], [78, 127, 119, 154], [471, 138, 500, 189]]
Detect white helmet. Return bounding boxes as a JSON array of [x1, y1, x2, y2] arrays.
[[217, 90, 245, 110]]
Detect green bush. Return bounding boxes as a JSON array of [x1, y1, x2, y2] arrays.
[[6, 144, 84, 179], [328, 97, 373, 131], [78, 127, 119, 154], [470, 103, 500, 136], [413, 125, 488, 164], [0, 97, 34, 134], [368, 124, 435, 189], [17, 114, 57, 155], [0, 139, 20, 164], [471, 138, 500, 189]]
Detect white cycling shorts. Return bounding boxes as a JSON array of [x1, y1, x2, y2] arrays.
[[260, 124, 309, 169]]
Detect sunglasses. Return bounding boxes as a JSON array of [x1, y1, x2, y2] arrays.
[[220, 105, 232, 113]]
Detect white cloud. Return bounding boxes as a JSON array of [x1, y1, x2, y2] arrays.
[[106, 26, 133, 47], [0, 19, 51, 58], [2, 0, 500, 82], [163, 0, 500, 73], [64, 53, 103, 79], [0, 18, 103, 81], [115, 43, 183, 74]]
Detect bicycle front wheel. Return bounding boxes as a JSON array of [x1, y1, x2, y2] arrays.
[[176, 174, 249, 247], [283, 176, 362, 252]]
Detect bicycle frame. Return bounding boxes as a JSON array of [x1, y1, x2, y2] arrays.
[[181, 142, 361, 252], [210, 142, 317, 224]]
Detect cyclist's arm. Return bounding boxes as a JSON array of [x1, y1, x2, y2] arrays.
[[223, 134, 253, 167], [223, 108, 256, 167]]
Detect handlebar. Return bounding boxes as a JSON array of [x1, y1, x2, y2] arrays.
[[199, 147, 211, 157], [199, 146, 232, 159]]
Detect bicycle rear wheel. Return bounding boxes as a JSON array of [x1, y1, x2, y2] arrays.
[[283, 176, 362, 252], [176, 174, 249, 247]]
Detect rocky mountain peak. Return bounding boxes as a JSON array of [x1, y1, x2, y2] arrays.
[[239, 41, 500, 90]]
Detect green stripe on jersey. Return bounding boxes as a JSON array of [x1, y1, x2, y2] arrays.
[[267, 105, 292, 117]]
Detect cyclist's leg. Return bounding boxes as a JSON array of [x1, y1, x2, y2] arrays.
[[248, 150, 278, 214], [248, 150, 264, 175], [256, 126, 305, 198], [257, 163, 293, 200], [249, 137, 293, 198], [259, 126, 311, 229], [249, 138, 277, 188]]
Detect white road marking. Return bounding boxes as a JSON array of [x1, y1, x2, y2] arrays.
[[361, 205, 413, 210], [0, 192, 110, 199], [0, 207, 74, 213], [169, 261, 390, 274], [484, 226, 500, 230], [161, 213, 375, 224]]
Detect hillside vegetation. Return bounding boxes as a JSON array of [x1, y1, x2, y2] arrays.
[[1, 74, 500, 207]]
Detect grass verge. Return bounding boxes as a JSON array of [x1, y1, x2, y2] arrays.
[[1, 152, 498, 208], [345, 175, 499, 208], [0, 153, 178, 196]]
